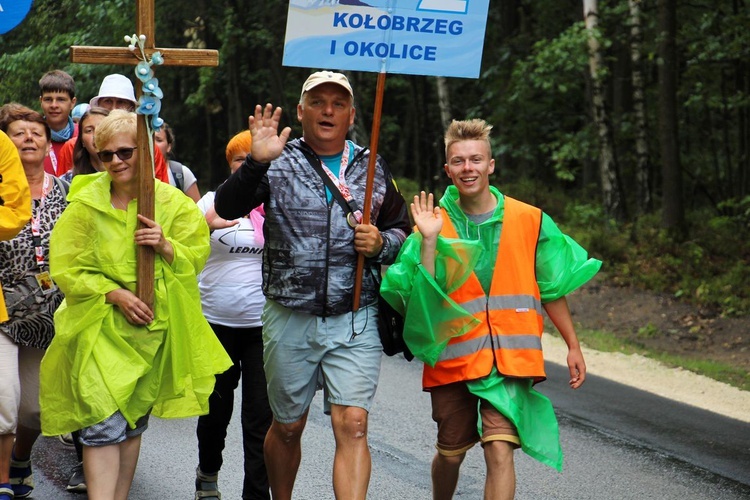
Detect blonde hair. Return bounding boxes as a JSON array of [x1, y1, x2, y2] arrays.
[[95, 109, 136, 151], [444, 119, 493, 158], [225, 130, 252, 166]]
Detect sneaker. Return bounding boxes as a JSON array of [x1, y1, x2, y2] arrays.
[[195, 466, 221, 500], [66, 461, 87, 493], [58, 433, 75, 446], [9, 454, 34, 499], [0, 483, 13, 500]]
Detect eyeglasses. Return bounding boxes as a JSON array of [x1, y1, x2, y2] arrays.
[[97, 147, 137, 162]]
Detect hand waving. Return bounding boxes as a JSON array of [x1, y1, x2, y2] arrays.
[[248, 103, 292, 163], [411, 191, 442, 240]]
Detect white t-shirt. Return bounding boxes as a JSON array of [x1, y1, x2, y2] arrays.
[[197, 192, 265, 327]]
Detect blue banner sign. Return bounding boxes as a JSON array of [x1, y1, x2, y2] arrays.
[[283, 0, 490, 79], [0, 0, 33, 35]]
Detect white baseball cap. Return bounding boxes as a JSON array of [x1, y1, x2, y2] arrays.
[[90, 74, 137, 108], [300, 71, 353, 100]]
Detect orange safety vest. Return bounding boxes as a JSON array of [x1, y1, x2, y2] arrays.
[[423, 196, 546, 389]]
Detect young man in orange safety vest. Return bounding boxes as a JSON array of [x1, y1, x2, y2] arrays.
[[381, 118, 602, 500]]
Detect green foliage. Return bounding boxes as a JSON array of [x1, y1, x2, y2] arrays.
[[637, 322, 660, 339], [562, 200, 627, 262], [603, 211, 750, 317], [480, 20, 600, 186], [393, 176, 443, 224], [392, 177, 421, 209], [539, 128, 597, 181]]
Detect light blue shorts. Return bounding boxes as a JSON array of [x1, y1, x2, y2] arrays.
[[262, 299, 383, 423]]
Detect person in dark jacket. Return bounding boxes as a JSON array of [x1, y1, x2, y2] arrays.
[[214, 71, 411, 500]]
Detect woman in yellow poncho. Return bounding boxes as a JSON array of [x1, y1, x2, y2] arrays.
[[40, 110, 232, 500]]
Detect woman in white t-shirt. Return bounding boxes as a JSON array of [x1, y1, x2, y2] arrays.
[[153, 122, 201, 202], [194, 131, 271, 500]]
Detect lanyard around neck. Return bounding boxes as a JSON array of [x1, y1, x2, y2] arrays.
[[315, 141, 362, 224], [30, 174, 52, 268]]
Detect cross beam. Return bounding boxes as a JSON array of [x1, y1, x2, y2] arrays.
[[70, 0, 218, 308], [70, 46, 218, 67]]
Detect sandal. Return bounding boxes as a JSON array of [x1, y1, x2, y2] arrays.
[[10, 452, 34, 498], [195, 466, 221, 500]]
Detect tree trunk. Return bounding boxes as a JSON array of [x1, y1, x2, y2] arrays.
[[435, 76, 452, 132], [657, 0, 685, 230], [629, 0, 652, 214], [584, 0, 626, 220]]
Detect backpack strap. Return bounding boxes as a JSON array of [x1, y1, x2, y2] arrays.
[[52, 175, 70, 199], [169, 160, 183, 191]]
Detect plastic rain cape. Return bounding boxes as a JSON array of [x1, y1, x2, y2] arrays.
[[470, 368, 563, 471], [40, 172, 232, 435]]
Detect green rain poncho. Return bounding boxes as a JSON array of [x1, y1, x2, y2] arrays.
[[381, 186, 601, 471], [40, 172, 232, 435]]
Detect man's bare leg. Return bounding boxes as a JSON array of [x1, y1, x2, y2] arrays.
[[331, 404, 371, 500], [263, 411, 308, 500], [483, 440, 515, 500], [432, 451, 465, 500]]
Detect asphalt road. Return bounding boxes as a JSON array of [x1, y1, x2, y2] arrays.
[[28, 354, 750, 499]]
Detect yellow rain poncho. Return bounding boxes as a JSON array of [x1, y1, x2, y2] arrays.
[[40, 172, 232, 435], [381, 186, 601, 470]]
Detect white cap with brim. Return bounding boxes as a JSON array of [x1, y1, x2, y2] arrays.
[[90, 74, 137, 108], [300, 71, 353, 100]]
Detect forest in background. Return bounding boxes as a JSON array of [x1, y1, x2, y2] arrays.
[[1, 0, 749, 316]]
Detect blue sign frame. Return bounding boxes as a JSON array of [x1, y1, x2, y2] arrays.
[[283, 0, 490, 79]]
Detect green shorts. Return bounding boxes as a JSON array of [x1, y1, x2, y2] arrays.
[[262, 299, 383, 423]]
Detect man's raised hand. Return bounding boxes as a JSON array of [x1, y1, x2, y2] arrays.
[[411, 191, 442, 240], [248, 103, 292, 163]]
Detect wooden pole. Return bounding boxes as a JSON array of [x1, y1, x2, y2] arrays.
[[352, 71, 387, 312], [134, 0, 156, 308]]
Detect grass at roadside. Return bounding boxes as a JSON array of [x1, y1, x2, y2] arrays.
[[577, 328, 750, 392]]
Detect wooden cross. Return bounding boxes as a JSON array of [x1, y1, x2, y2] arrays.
[[70, 0, 218, 308]]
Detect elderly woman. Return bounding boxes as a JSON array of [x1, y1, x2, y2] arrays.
[[39, 110, 231, 500], [0, 105, 68, 500], [194, 131, 271, 500]]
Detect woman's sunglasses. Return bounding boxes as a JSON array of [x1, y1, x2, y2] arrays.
[[98, 147, 138, 162]]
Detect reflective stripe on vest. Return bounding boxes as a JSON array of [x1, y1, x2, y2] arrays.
[[461, 294, 542, 316], [423, 196, 545, 388], [437, 332, 543, 362]]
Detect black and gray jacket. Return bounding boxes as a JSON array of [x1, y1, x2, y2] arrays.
[[215, 138, 411, 317]]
